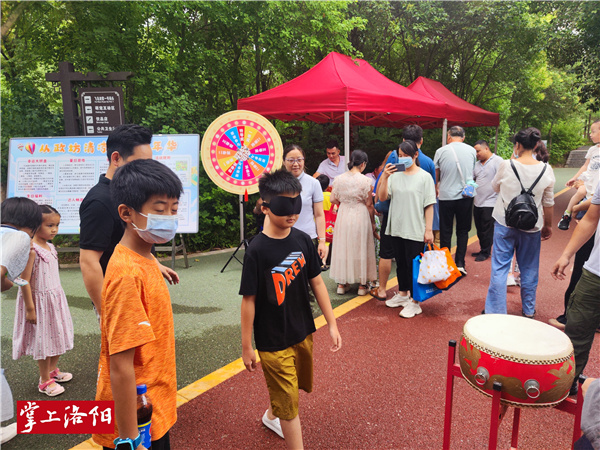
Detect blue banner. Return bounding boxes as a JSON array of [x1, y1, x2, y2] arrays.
[[7, 135, 200, 234]]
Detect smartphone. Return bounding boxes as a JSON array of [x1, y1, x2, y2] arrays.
[[393, 163, 406, 172]]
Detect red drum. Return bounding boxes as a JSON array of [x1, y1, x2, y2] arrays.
[[459, 314, 575, 407]]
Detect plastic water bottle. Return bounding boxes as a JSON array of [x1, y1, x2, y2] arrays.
[[137, 384, 152, 449]]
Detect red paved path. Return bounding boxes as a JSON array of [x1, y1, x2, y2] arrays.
[[171, 192, 599, 449]]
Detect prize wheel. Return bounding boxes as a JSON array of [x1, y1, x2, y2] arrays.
[[201, 110, 283, 195]]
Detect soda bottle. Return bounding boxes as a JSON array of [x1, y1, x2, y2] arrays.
[[137, 384, 152, 449]]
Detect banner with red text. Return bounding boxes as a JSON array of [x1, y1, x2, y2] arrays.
[[7, 135, 199, 233]]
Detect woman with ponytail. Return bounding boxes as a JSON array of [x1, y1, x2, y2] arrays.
[[329, 150, 377, 296], [484, 127, 555, 318]]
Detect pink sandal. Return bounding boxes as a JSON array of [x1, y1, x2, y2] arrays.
[[38, 379, 65, 397], [50, 368, 72, 383]]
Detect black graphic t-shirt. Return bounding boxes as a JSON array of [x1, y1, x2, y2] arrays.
[[239, 228, 321, 352]]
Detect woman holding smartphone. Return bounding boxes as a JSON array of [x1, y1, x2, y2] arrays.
[[378, 140, 436, 318]]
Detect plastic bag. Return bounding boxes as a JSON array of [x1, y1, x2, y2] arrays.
[[417, 244, 450, 284], [434, 246, 462, 290], [412, 254, 442, 302]]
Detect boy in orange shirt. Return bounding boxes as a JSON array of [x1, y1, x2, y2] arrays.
[[93, 159, 182, 450]]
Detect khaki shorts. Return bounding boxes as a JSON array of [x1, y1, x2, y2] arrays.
[[258, 335, 314, 420]]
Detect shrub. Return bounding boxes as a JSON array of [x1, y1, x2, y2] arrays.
[[548, 121, 586, 165]]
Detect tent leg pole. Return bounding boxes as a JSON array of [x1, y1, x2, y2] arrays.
[[442, 119, 448, 146], [344, 110, 350, 171], [495, 126, 499, 154]]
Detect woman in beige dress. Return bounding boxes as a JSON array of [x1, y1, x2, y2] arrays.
[[329, 150, 377, 295]]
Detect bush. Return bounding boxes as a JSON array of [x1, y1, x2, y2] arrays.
[[183, 164, 248, 252], [547, 121, 586, 165]]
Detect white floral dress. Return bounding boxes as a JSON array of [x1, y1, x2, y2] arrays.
[[329, 171, 377, 285]]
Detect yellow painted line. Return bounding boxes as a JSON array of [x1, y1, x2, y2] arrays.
[[72, 182, 573, 449], [70, 440, 100, 449], [70, 278, 399, 449]]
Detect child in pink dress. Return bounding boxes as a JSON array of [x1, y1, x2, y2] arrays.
[[12, 205, 74, 396]]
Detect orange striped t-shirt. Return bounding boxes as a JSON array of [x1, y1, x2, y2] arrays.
[[93, 244, 177, 448]]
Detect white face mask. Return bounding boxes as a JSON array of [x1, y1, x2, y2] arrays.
[[132, 212, 179, 244]]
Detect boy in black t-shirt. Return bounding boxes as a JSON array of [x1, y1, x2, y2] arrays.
[[240, 169, 342, 448]]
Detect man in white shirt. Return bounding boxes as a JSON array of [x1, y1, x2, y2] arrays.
[[472, 140, 502, 262], [434, 126, 477, 275], [313, 140, 346, 186]]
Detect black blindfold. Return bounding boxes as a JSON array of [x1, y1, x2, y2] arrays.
[[262, 195, 302, 216]]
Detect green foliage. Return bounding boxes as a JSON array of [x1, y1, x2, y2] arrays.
[[547, 121, 586, 165], [187, 164, 241, 251], [0, 71, 63, 182], [539, 1, 600, 111], [2, 0, 598, 251]]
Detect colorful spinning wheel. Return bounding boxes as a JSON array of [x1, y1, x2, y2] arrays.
[[201, 110, 283, 195]]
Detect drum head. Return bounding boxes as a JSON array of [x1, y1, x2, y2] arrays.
[[463, 314, 573, 361]]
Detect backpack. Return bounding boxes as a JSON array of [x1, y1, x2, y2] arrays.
[[504, 160, 547, 231]]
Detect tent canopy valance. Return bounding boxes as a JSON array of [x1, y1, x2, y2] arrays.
[[407, 76, 500, 128], [237, 52, 500, 152], [237, 52, 447, 128]]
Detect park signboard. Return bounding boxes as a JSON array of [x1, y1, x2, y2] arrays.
[[7, 134, 200, 234], [79, 87, 125, 136]]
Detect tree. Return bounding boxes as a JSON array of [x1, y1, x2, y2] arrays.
[[536, 1, 600, 112], [1, 0, 596, 250]]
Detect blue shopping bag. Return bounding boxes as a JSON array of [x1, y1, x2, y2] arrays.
[[412, 254, 442, 302]]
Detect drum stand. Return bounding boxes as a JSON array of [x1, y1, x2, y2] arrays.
[[442, 340, 585, 450]]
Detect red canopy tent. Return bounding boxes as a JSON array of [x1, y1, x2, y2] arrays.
[[237, 52, 447, 156], [407, 76, 500, 148], [238, 52, 501, 153], [238, 52, 447, 126]]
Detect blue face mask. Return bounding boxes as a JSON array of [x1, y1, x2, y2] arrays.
[[397, 156, 414, 169], [133, 212, 179, 244]]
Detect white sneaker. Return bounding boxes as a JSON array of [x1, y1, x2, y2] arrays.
[[0, 423, 17, 444], [262, 410, 284, 439], [399, 301, 422, 318], [457, 266, 467, 276], [507, 274, 517, 286], [385, 292, 411, 308]]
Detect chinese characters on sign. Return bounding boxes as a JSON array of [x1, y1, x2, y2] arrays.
[[8, 135, 200, 234], [79, 87, 125, 136], [17, 401, 114, 434]]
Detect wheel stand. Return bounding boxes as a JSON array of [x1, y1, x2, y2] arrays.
[[220, 237, 251, 273], [442, 340, 585, 450]]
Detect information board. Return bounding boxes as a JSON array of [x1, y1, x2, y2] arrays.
[[7, 135, 200, 234], [79, 87, 125, 136]]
